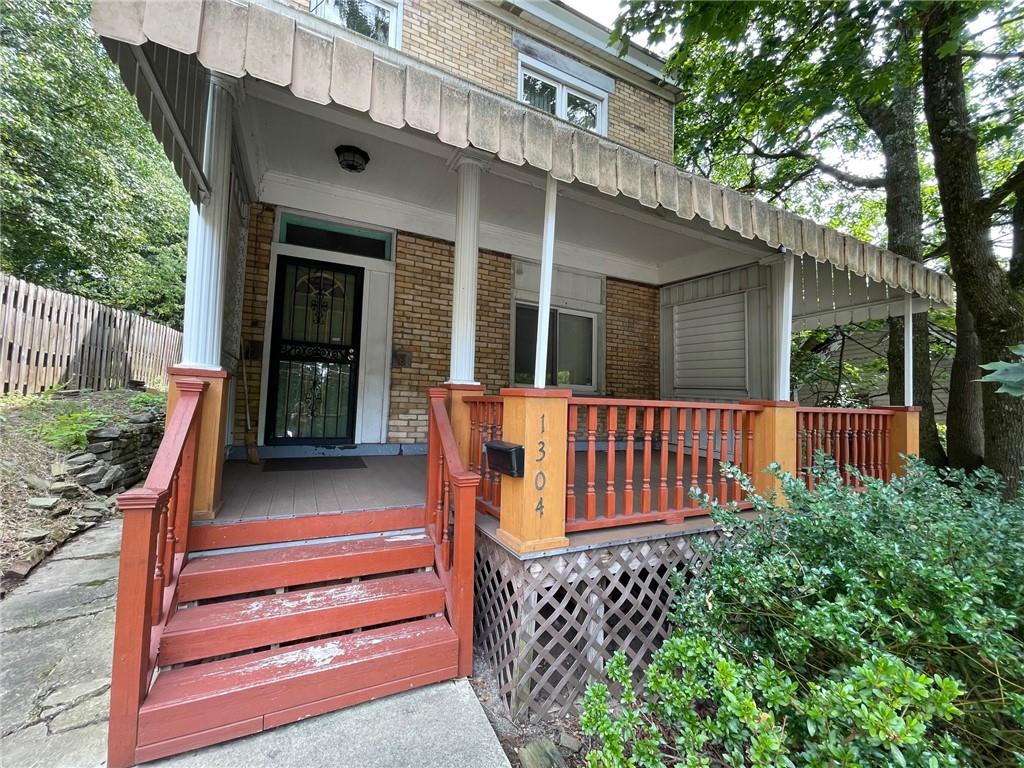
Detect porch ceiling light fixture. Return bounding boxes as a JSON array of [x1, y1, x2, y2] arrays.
[[335, 144, 370, 173]]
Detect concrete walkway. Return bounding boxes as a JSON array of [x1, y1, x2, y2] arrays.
[[0, 520, 511, 768]]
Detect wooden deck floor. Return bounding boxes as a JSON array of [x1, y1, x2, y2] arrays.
[[217, 455, 427, 521]]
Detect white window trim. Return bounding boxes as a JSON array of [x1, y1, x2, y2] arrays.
[[310, 0, 403, 49], [517, 53, 608, 135], [511, 301, 600, 393]]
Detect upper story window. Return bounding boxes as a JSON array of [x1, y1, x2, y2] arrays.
[[311, 0, 401, 48], [517, 54, 608, 135]]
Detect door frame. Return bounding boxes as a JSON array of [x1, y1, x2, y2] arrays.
[[263, 254, 365, 446], [259, 241, 395, 447]]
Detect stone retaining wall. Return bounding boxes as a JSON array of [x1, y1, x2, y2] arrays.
[[65, 410, 164, 495]]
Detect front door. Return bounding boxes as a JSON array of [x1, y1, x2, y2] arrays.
[[265, 255, 364, 445]]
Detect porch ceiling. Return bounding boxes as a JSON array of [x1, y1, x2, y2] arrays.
[[246, 91, 755, 283], [93, 0, 953, 305]]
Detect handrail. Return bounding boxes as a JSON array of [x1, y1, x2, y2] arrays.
[[107, 379, 206, 768], [425, 388, 480, 678], [796, 405, 898, 415], [570, 396, 764, 410]]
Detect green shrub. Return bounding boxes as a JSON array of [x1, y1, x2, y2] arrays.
[[127, 391, 167, 413], [37, 410, 108, 450], [581, 461, 1024, 766]]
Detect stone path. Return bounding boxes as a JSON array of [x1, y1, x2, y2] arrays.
[[1, 521, 121, 767], [0, 520, 511, 768]]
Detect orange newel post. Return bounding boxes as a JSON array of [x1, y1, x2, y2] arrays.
[[886, 406, 920, 477], [445, 383, 486, 467], [496, 388, 571, 554], [167, 367, 229, 520], [741, 400, 797, 502]]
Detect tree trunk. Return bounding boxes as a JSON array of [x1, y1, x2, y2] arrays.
[[946, 295, 985, 469], [859, 83, 947, 466], [922, 3, 1024, 486]]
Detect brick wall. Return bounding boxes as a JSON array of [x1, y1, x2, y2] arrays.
[[233, 203, 274, 446], [401, 0, 674, 162], [388, 233, 512, 443], [605, 278, 660, 399], [402, 0, 518, 97], [607, 81, 674, 164]]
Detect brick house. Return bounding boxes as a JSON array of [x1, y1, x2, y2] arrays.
[[91, 1, 953, 765]]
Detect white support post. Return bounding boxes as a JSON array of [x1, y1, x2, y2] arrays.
[[181, 76, 234, 370], [448, 156, 483, 384], [534, 175, 558, 389], [764, 250, 795, 400], [904, 292, 914, 406]]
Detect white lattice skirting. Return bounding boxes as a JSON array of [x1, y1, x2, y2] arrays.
[[474, 524, 721, 722]]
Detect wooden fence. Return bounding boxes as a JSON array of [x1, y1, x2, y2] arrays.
[[1, 273, 182, 395]]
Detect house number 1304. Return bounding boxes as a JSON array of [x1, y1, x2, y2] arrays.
[[535, 413, 546, 516]]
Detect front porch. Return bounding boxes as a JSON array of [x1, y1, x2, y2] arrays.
[[90, 1, 950, 764]]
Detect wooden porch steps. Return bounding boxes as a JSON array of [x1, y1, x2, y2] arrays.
[[177, 533, 435, 601], [136, 618, 458, 763], [160, 571, 446, 665], [131, 528, 458, 764]]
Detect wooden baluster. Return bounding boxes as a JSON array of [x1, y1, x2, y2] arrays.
[[435, 446, 445, 540], [730, 410, 742, 502], [151, 501, 167, 625], [877, 414, 885, 478], [566, 403, 577, 523], [624, 407, 636, 515], [605, 406, 617, 518], [872, 414, 882, 478], [658, 407, 670, 512], [491, 404, 502, 503], [478, 404, 490, 503], [851, 413, 862, 483], [674, 408, 686, 510], [717, 410, 729, 501], [162, 471, 178, 588], [585, 405, 598, 521], [704, 409, 716, 497], [641, 407, 654, 513], [868, 417, 876, 479], [441, 470, 451, 570], [880, 417, 888, 479], [469, 404, 479, 475], [689, 408, 700, 501]]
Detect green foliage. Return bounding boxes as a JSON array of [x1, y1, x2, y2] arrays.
[[0, 0, 187, 327], [127, 391, 167, 413], [581, 462, 1024, 766], [37, 409, 108, 450], [979, 344, 1024, 397]]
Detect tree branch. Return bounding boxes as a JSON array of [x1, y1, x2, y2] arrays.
[[745, 141, 887, 189], [960, 49, 1024, 61], [978, 161, 1024, 220]]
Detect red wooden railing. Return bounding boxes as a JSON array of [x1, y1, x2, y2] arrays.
[[107, 379, 206, 768], [465, 395, 503, 518], [426, 388, 480, 677], [566, 398, 763, 532], [796, 407, 894, 489]]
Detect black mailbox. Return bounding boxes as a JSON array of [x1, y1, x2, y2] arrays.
[[484, 441, 525, 478]]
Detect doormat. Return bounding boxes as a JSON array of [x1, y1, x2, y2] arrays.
[[262, 457, 367, 472]]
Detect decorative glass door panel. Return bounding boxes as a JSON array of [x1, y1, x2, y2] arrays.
[[266, 256, 363, 445]]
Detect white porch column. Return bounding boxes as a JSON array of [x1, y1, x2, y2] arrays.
[[448, 156, 484, 384], [534, 175, 558, 388], [765, 250, 795, 400], [181, 76, 234, 370], [903, 292, 914, 406]]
